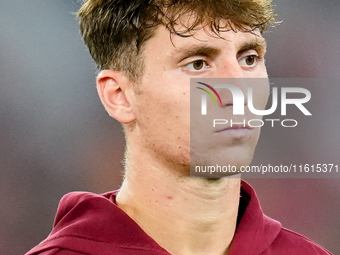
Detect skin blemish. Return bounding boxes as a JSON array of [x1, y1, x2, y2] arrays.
[[177, 137, 181, 139], [166, 195, 173, 200]]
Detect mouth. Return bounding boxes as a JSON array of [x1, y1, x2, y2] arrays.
[[215, 124, 253, 138]]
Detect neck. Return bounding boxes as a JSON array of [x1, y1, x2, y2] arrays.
[[116, 146, 241, 255]]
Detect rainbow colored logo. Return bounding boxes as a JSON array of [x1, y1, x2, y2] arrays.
[[196, 82, 222, 106]]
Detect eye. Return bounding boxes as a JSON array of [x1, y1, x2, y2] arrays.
[[245, 56, 256, 66], [184, 60, 208, 71], [239, 55, 261, 68]]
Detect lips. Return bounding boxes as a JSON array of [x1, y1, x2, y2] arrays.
[[215, 123, 253, 138], [215, 122, 251, 131]]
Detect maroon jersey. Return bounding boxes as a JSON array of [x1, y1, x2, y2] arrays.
[[26, 181, 332, 255]]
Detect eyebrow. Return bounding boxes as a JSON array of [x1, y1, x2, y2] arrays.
[[172, 38, 267, 61], [237, 39, 267, 55], [173, 45, 221, 62]]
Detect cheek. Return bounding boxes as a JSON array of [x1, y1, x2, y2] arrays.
[[134, 89, 191, 159], [133, 68, 192, 161], [249, 82, 270, 110]]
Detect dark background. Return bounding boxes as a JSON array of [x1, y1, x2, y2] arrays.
[[0, 0, 339, 254]]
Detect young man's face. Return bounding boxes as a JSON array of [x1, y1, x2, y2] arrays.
[[131, 23, 269, 174]]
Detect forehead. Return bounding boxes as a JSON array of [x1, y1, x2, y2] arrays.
[[143, 24, 266, 57]]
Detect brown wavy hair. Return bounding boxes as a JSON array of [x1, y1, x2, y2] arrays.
[[77, 0, 276, 82]]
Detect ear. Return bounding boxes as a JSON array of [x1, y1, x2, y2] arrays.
[[96, 70, 135, 124]]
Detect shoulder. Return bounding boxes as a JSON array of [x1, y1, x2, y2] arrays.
[[28, 248, 86, 255], [57, 190, 116, 208], [234, 181, 332, 255], [26, 190, 170, 255], [266, 227, 333, 254]]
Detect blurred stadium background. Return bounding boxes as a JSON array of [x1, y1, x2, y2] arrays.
[[0, 0, 339, 254]]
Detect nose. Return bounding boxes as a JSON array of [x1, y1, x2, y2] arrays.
[[214, 60, 248, 107], [217, 58, 245, 78]]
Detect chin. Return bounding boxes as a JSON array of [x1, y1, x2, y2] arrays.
[[189, 145, 255, 178]]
